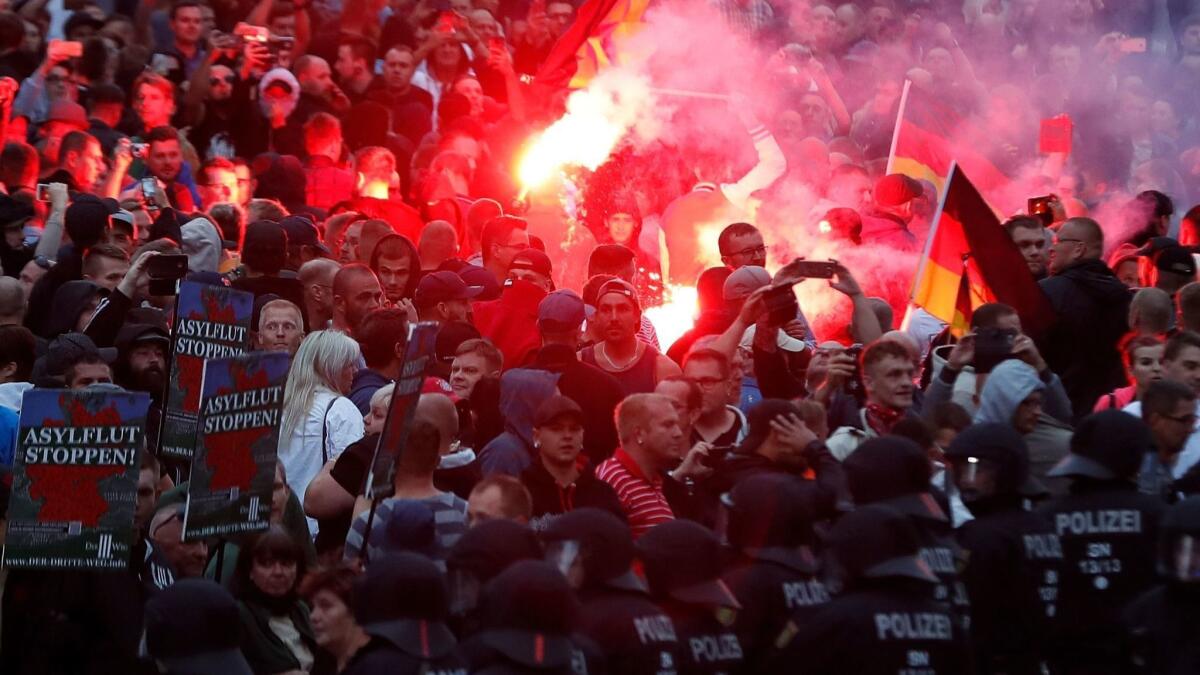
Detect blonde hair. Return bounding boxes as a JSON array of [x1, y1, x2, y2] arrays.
[[370, 383, 395, 410], [280, 330, 361, 433]]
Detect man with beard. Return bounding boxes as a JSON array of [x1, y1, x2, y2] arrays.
[[137, 125, 197, 211], [331, 263, 382, 337], [115, 323, 169, 399]]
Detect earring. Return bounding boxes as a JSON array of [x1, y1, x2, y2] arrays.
[[533, 441, 540, 449]]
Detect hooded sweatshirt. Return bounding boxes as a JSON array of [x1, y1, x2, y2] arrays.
[[974, 360, 1045, 427], [478, 369, 560, 476], [180, 217, 222, 274], [47, 280, 105, 337]]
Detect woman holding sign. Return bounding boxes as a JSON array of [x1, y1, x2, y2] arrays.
[[279, 330, 365, 537]]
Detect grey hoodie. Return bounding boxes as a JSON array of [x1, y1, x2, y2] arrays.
[[181, 217, 222, 274], [974, 360, 1046, 426], [478, 369, 560, 476]]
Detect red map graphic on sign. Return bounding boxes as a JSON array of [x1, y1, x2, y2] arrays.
[[204, 363, 271, 491], [178, 292, 240, 411], [29, 397, 128, 525]]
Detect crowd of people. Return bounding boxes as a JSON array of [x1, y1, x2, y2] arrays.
[[0, 0, 1199, 673]]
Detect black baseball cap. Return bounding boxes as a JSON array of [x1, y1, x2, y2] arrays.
[[280, 215, 329, 254], [0, 194, 33, 229], [533, 395, 584, 428], [508, 248, 553, 278], [352, 552, 457, 660], [636, 520, 740, 609], [435, 321, 482, 364], [415, 271, 484, 307], [65, 195, 112, 248], [115, 323, 170, 352], [1156, 245, 1197, 276], [144, 579, 253, 675]]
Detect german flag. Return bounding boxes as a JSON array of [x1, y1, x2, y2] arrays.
[[534, 0, 650, 90], [888, 80, 1012, 203], [911, 163, 1055, 338]]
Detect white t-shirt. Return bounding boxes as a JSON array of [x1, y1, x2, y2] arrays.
[[1122, 400, 1200, 478], [277, 389, 364, 535]]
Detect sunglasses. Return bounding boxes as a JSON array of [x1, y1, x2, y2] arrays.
[[210, 75, 235, 85]]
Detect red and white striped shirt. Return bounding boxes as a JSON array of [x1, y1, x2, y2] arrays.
[[596, 448, 674, 538]]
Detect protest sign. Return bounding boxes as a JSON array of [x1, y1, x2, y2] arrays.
[[4, 389, 150, 569], [366, 322, 439, 498], [160, 281, 254, 460], [183, 351, 289, 540]]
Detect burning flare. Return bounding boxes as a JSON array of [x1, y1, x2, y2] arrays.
[[645, 284, 699, 350]]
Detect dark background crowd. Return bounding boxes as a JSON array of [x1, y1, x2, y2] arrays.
[[0, 0, 1199, 673]]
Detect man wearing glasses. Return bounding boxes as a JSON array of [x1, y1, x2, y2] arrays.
[[480, 215, 530, 286], [1039, 217, 1131, 419]]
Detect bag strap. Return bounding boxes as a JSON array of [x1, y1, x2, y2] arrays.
[[320, 396, 337, 465]]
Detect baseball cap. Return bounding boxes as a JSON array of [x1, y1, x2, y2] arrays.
[[115, 323, 170, 353], [723, 265, 772, 301], [533, 395, 584, 428], [47, 100, 88, 130], [0, 194, 33, 229], [144, 579, 253, 675], [415, 271, 483, 307], [109, 209, 135, 234], [242, 220, 288, 270], [1156, 245, 1196, 275], [509, 248, 553, 278], [595, 278, 641, 311], [435, 321, 481, 363], [456, 264, 501, 301], [874, 174, 924, 207], [280, 215, 329, 254], [65, 195, 112, 248], [537, 290, 587, 332], [44, 333, 117, 376]]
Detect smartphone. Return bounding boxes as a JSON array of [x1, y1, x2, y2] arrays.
[[790, 260, 838, 279], [147, 253, 189, 280], [35, 183, 50, 201], [1027, 195, 1056, 227], [1118, 37, 1147, 53], [972, 327, 1018, 374], [131, 142, 148, 158], [141, 177, 161, 211], [60, 40, 83, 57], [764, 284, 800, 326], [233, 22, 270, 42]]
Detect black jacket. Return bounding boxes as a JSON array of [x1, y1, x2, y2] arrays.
[[722, 548, 830, 670], [530, 344, 625, 465], [521, 458, 624, 530], [1037, 480, 1165, 671], [1122, 583, 1200, 675], [1037, 258, 1131, 419], [575, 586, 683, 675]]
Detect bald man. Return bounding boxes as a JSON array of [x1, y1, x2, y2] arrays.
[[332, 264, 383, 336], [0, 276, 25, 324], [419, 220, 460, 271], [299, 258, 341, 329], [1039, 217, 1132, 419]]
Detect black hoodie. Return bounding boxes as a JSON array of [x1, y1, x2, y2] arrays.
[[1037, 257, 1132, 419]]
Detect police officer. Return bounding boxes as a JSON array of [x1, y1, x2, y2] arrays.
[[445, 519, 543, 636], [1038, 410, 1165, 675], [945, 422, 1064, 675], [1123, 496, 1200, 674], [343, 552, 468, 675], [461, 559, 600, 674], [843, 436, 971, 627], [542, 508, 683, 675], [637, 520, 745, 674], [720, 474, 830, 670], [765, 504, 972, 673]]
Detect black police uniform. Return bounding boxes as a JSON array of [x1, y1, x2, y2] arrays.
[[844, 437, 972, 629], [344, 552, 468, 675], [766, 504, 972, 674], [638, 520, 745, 675], [946, 423, 1064, 675], [1122, 496, 1200, 675], [445, 519, 543, 637], [542, 509, 683, 675], [719, 474, 831, 670], [1037, 410, 1165, 675]]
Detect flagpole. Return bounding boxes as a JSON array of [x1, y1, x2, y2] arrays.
[[885, 79, 912, 176], [908, 160, 958, 309]]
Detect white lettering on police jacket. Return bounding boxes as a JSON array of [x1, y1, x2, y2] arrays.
[[874, 612, 954, 641], [1054, 510, 1142, 536]]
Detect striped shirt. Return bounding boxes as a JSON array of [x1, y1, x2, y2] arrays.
[[596, 448, 674, 538], [343, 492, 468, 569]]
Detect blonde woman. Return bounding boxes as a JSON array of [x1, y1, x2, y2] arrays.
[[279, 330, 365, 536]]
